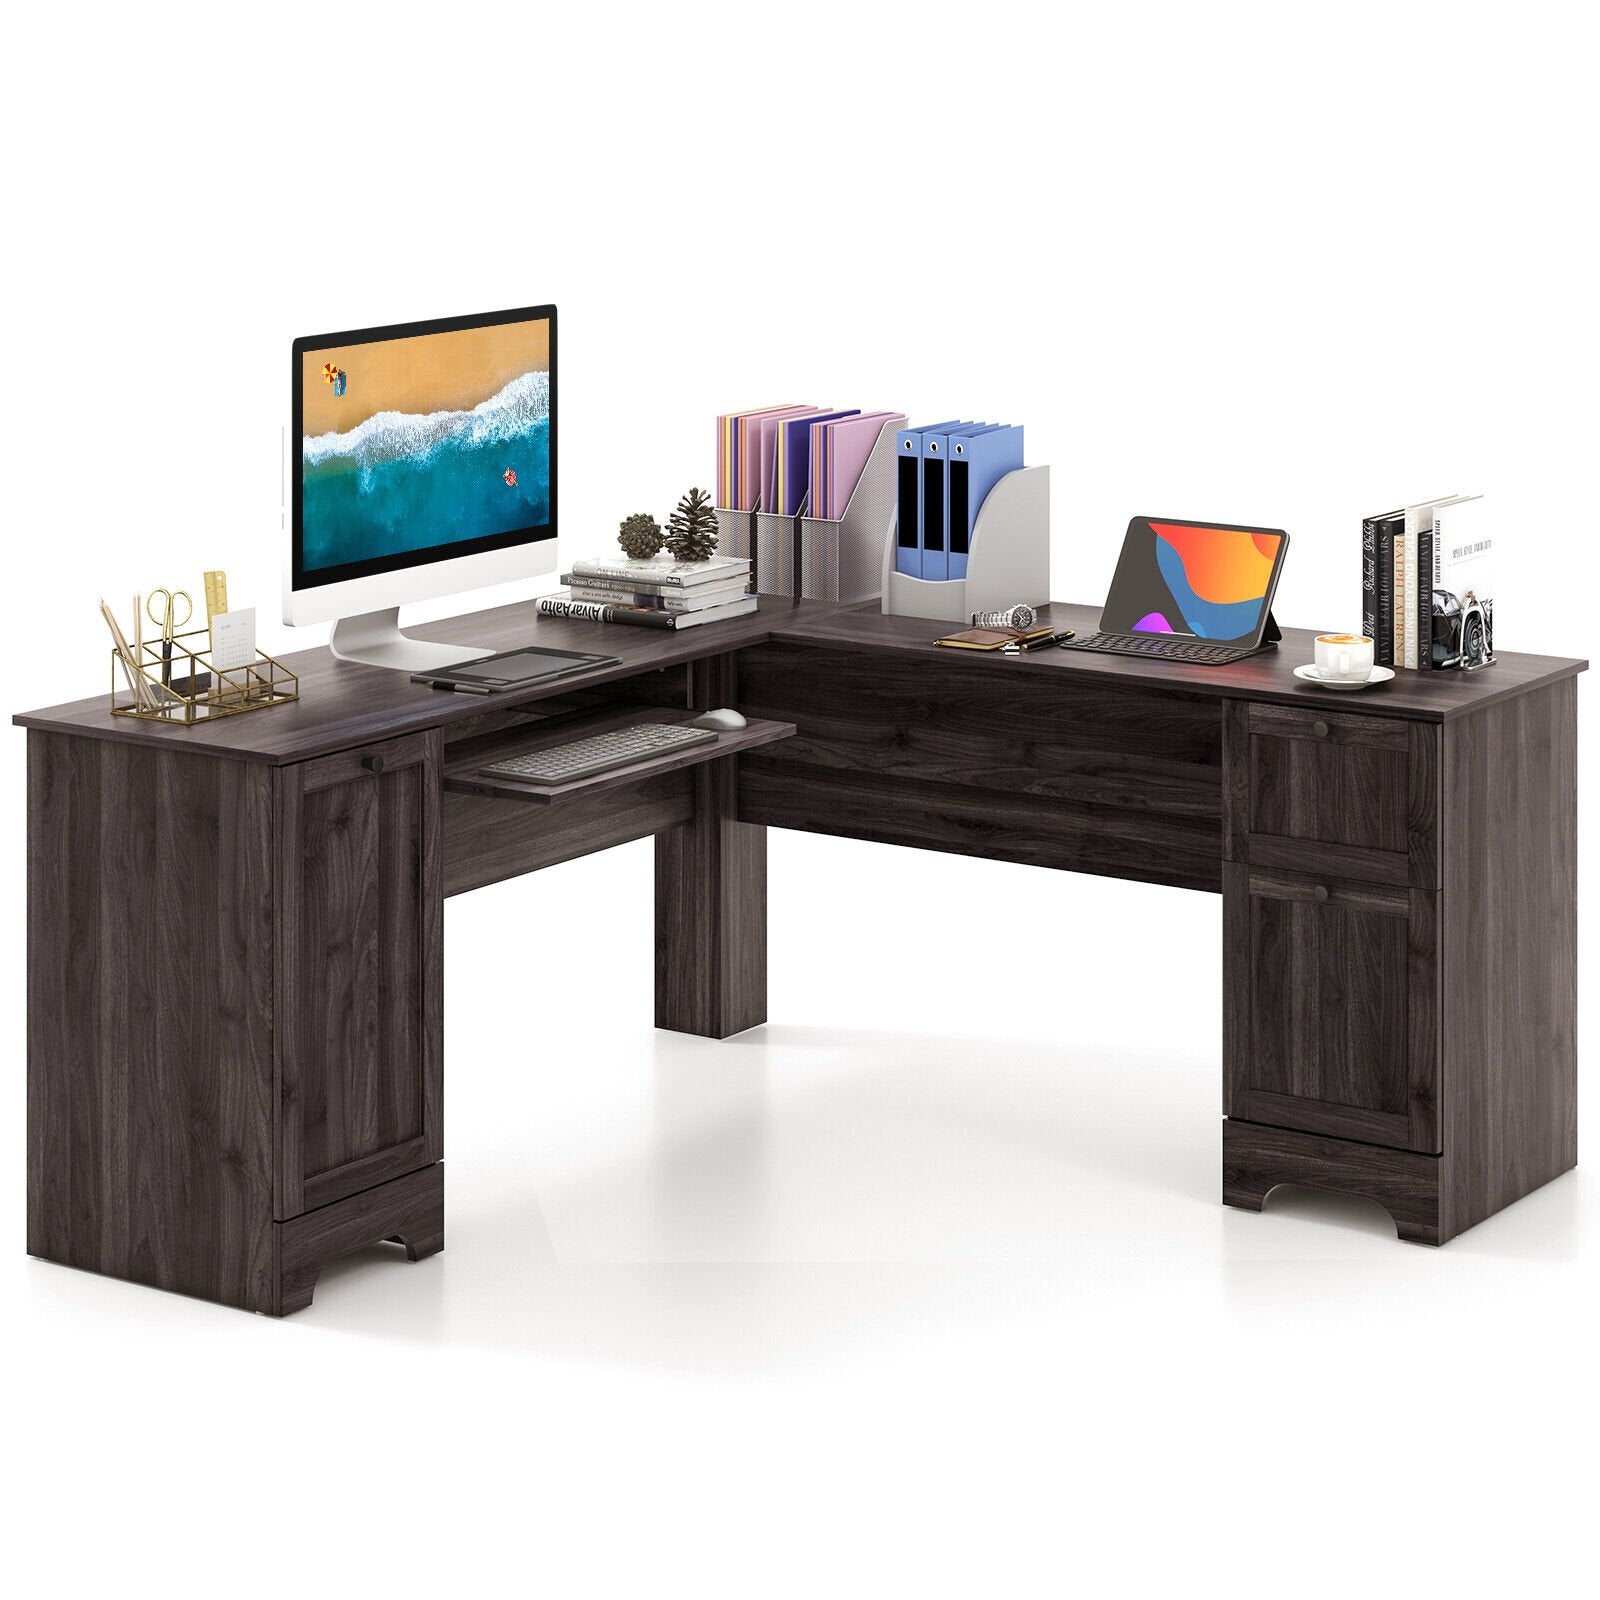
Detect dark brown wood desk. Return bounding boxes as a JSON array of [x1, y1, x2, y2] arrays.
[[16, 597, 1585, 1312]]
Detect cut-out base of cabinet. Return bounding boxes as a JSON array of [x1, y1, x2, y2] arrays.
[[1223, 1120, 1445, 1243]]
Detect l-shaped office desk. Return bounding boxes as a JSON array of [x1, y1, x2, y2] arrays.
[[17, 596, 1584, 1313]]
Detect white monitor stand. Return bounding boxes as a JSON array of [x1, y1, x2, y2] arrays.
[[328, 608, 492, 672]]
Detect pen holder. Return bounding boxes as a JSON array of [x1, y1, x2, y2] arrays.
[[880, 465, 1051, 623], [111, 624, 299, 725]]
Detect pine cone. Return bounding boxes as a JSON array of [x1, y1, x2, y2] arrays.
[[665, 487, 719, 562], [617, 512, 662, 560]]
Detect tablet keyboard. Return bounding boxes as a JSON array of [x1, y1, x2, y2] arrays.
[[1061, 632, 1262, 665]]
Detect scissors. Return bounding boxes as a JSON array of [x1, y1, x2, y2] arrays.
[[146, 587, 193, 686]]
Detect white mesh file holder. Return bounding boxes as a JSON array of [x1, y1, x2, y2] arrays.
[[798, 418, 901, 603], [714, 506, 753, 563], [755, 511, 798, 596]]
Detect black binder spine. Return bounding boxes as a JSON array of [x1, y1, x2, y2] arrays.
[[896, 452, 919, 554]]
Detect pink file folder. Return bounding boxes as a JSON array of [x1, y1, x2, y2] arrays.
[[811, 411, 905, 519]]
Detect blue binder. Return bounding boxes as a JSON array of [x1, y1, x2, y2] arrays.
[[895, 421, 961, 578], [920, 424, 994, 580], [946, 425, 1024, 580]]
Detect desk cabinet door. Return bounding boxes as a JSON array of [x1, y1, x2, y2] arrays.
[[1224, 864, 1439, 1153], [1225, 704, 1436, 889], [274, 732, 443, 1218]]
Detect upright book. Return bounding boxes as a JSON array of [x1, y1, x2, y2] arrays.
[[1413, 493, 1476, 669], [1430, 496, 1492, 667], [1401, 494, 1465, 668], [1361, 506, 1400, 655]]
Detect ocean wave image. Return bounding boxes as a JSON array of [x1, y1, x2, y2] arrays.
[[302, 371, 550, 570]]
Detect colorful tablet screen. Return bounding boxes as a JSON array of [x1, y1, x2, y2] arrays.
[[1101, 518, 1286, 643]]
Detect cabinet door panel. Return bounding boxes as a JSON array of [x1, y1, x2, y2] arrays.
[[1225, 864, 1438, 1152], [276, 732, 442, 1218], [1223, 705, 1437, 888]]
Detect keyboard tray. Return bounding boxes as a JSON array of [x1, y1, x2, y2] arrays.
[[442, 706, 795, 805]]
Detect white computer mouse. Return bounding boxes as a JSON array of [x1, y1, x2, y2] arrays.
[[692, 707, 747, 731]]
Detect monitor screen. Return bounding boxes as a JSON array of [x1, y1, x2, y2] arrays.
[[1101, 517, 1287, 644], [293, 305, 555, 590]]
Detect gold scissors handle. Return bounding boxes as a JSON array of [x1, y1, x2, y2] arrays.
[[146, 587, 193, 643]]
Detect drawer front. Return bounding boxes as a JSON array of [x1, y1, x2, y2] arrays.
[[1223, 703, 1437, 887], [1223, 862, 1439, 1153]]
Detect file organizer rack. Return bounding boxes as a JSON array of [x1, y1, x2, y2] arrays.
[[755, 508, 798, 596], [714, 505, 754, 565], [799, 419, 901, 603], [715, 418, 901, 602], [880, 465, 1050, 623]]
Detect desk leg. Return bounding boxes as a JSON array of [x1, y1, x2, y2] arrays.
[[655, 655, 767, 1038], [655, 760, 767, 1038]]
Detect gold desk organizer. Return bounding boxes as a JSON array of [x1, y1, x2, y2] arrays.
[[111, 626, 299, 725]]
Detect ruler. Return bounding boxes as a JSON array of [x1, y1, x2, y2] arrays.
[[203, 570, 228, 641]]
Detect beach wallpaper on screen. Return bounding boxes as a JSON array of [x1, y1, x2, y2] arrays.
[[301, 320, 550, 571]]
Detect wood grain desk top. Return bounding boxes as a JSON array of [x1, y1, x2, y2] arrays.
[[775, 602, 1587, 724], [15, 594, 1586, 762], [11, 594, 831, 764]]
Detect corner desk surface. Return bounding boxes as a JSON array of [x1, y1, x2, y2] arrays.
[[16, 599, 1582, 762], [15, 596, 1585, 1313]]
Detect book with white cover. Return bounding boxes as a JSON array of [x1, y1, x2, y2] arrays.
[[566, 554, 752, 589], [1401, 494, 1470, 668], [1431, 497, 1492, 653]]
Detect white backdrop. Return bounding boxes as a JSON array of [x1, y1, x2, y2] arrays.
[[4, 3, 1595, 1594]]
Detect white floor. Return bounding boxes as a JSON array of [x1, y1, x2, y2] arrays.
[[7, 831, 1593, 1594]]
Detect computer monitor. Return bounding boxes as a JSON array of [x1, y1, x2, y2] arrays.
[[286, 304, 557, 670]]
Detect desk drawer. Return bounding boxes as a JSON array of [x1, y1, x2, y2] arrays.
[[1224, 703, 1437, 887]]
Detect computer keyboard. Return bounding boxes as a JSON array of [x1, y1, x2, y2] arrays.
[[478, 722, 718, 785], [1061, 632, 1261, 665]]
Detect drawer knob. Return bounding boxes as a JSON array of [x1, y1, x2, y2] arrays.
[[1312, 720, 1330, 738], [1313, 885, 1330, 903], [361, 754, 386, 775]]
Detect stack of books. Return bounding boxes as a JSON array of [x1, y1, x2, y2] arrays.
[[1362, 494, 1488, 669], [535, 555, 756, 630]]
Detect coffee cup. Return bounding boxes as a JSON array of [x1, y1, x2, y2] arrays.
[[1314, 633, 1375, 682]]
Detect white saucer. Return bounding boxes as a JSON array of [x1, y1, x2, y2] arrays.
[[1293, 663, 1395, 691]]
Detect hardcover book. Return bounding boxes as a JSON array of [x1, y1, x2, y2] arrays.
[[566, 555, 752, 589], [1374, 510, 1402, 666], [536, 593, 758, 629], [1430, 497, 1491, 665], [1362, 507, 1400, 657]]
